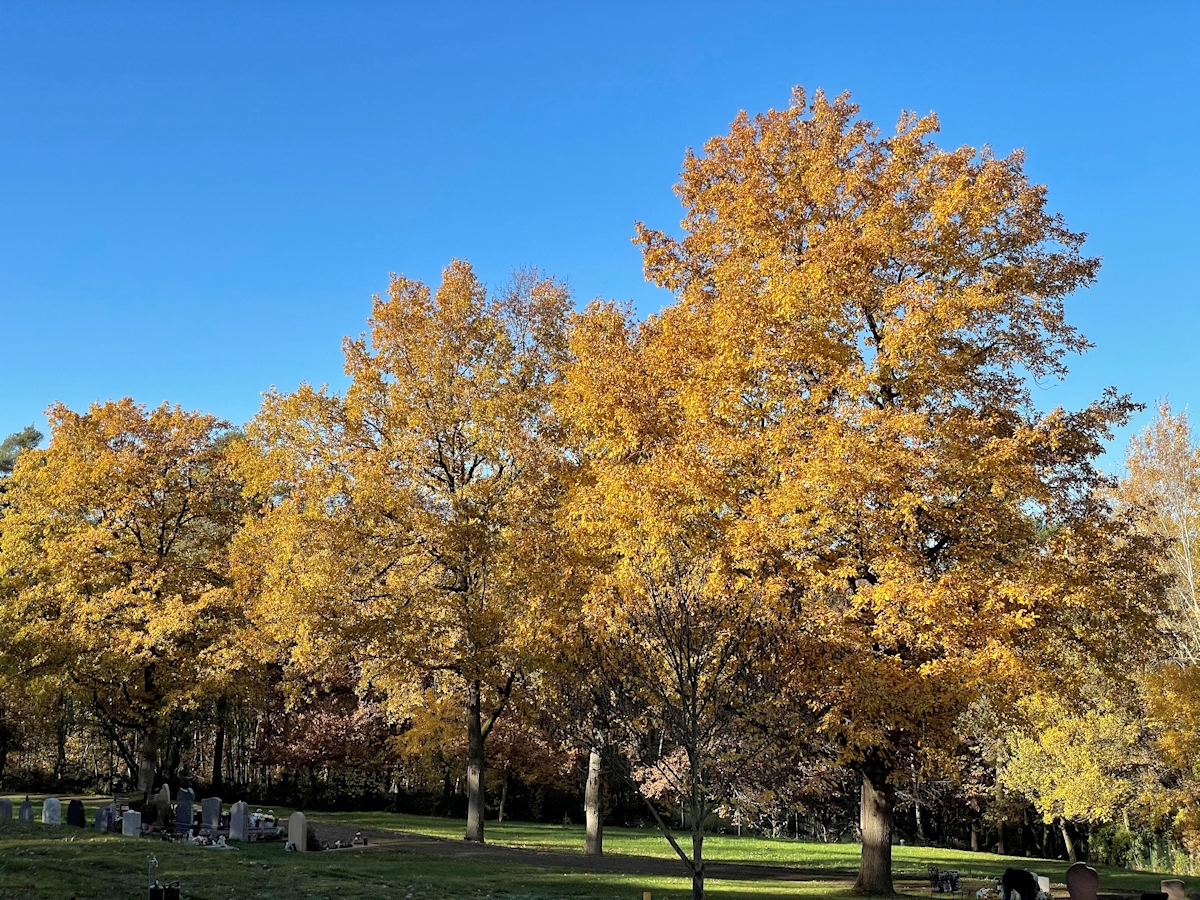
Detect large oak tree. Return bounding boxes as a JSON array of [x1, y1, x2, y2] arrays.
[[575, 88, 1157, 894], [237, 261, 572, 843]]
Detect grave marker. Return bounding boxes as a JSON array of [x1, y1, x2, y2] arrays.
[[201, 796, 222, 830], [1162, 881, 1186, 900], [95, 803, 116, 831], [0, 798, 11, 822], [174, 788, 195, 835], [41, 797, 61, 825], [67, 799, 85, 827], [1065, 862, 1100, 900], [122, 809, 141, 837], [287, 811, 307, 852], [18, 798, 33, 822], [229, 801, 249, 841]]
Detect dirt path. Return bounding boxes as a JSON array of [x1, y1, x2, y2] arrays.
[[310, 823, 858, 883]]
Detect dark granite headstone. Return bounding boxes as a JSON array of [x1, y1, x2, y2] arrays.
[[1066, 862, 1100, 900], [173, 788, 195, 835], [67, 799, 86, 827], [201, 796, 222, 830], [0, 798, 11, 822], [18, 798, 33, 822]]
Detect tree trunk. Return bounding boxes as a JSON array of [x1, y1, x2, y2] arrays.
[[997, 823, 1006, 856], [212, 718, 226, 795], [584, 745, 603, 856], [465, 679, 486, 843], [970, 821, 979, 852], [691, 819, 705, 900], [1058, 817, 1076, 862], [915, 801, 924, 842], [853, 760, 895, 895], [137, 725, 159, 794]]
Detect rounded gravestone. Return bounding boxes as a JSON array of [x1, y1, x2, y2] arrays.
[[41, 798, 61, 825], [1162, 881, 1186, 900], [1065, 862, 1100, 900], [0, 798, 11, 822], [287, 811, 307, 852], [18, 798, 33, 822]]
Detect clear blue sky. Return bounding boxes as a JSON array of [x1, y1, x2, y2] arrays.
[[2, 2, 1197, 469]]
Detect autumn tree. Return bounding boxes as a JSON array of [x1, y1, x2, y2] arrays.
[[0, 400, 250, 792], [564, 301, 796, 900], [580, 87, 1157, 893], [237, 261, 572, 843], [1122, 401, 1200, 660]]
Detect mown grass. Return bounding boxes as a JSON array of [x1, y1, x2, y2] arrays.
[[1, 796, 1194, 899]]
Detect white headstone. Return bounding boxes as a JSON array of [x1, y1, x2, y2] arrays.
[[229, 801, 249, 841], [41, 798, 61, 825], [287, 810, 307, 852], [122, 808, 142, 837], [1037, 875, 1051, 895], [201, 796, 222, 830]]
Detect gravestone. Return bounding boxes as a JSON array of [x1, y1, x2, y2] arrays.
[[201, 796, 222, 830], [287, 810, 307, 852], [18, 798, 33, 822], [228, 801, 249, 841], [95, 803, 115, 831], [1037, 875, 1051, 895], [0, 798, 11, 822], [1065, 862, 1100, 900], [67, 799, 85, 827], [151, 785, 171, 826], [174, 788, 195, 835], [122, 808, 141, 837], [41, 797, 61, 825], [1162, 881, 1186, 900]]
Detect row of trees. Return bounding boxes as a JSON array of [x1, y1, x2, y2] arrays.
[[0, 89, 1193, 897]]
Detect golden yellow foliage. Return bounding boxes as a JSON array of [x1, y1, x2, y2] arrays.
[[564, 87, 1159, 894], [236, 261, 572, 842], [0, 399, 248, 791]]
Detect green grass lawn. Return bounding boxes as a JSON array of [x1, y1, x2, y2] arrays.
[[1, 796, 1194, 899]]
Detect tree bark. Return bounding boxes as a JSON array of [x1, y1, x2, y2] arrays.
[[212, 713, 226, 795], [691, 820, 706, 900], [1058, 817, 1076, 862], [970, 821, 979, 852], [137, 725, 159, 794], [465, 679, 486, 843], [584, 745, 603, 856], [853, 760, 895, 895]]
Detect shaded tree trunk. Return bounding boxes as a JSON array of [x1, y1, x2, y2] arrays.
[[212, 702, 226, 795], [997, 823, 1006, 856], [1058, 817, 1076, 862], [853, 759, 895, 895], [465, 679, 486, 843], [691, 821, 705, 900], [584, 745, 603, 856], [970, 821, 980, 852], [137, 725, 159, 794]]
